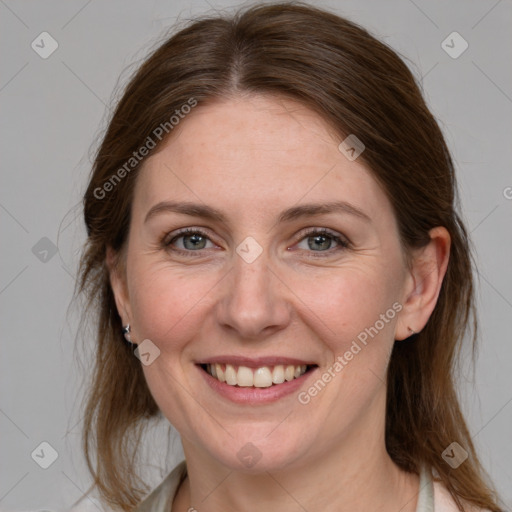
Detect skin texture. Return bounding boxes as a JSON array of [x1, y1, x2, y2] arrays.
[[108, 94, 450, 512]]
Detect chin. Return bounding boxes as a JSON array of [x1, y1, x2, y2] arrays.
[[202, 428, 315, 473]]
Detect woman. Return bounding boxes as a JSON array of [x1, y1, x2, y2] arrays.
[[76, 2, 503, 511]]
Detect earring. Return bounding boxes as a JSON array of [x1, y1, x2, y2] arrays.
[[122, 324, 134, 344], [408, 327, 418, 336]]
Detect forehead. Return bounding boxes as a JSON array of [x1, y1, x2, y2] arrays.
[[133, 95, 388, 221]]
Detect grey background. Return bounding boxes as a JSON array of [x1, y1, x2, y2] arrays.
[[1, 0, 511, 510]]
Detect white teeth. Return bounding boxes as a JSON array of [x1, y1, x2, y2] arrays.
[[215, 363, 225, 382], [237, 366, 254, 387], [284, 365, 295, 381], [206, 363, 309, 387], [225, 364, 237, 385], [272, 365, 285, 384], [253, 367, 273, 388]]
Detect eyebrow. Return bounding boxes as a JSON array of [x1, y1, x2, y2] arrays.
[[144, 200, 371, 225]]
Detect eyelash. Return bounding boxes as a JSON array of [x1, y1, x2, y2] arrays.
[[162, 227, 350, 258]]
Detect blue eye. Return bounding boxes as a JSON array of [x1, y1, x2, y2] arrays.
[[164, 229, 215, 252], [162, 227, 349, 257], [295, 228, 349, 254]]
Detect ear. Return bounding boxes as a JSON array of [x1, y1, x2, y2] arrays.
[[395, 226, 451, 340], [106, 245, 132, 327]]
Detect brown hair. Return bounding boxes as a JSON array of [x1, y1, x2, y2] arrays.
[[76, 2, 503, 510]]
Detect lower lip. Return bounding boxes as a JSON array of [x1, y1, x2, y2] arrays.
[[197, 365, 317, 405]]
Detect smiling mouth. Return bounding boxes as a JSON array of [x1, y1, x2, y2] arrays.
[[199, 363, 317, 388]]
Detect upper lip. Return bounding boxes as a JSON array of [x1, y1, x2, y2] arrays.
[[196, 356, 317, 368]]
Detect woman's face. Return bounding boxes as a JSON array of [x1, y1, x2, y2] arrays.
[[112, 94, 414, 472]]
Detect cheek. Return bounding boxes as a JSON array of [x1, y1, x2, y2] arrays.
[[288, 263, 401, 351], [128, 262, 217, 345], [295, 267, 400, 415], [127, 265, 218, 431]]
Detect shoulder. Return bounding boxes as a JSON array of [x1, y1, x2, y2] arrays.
[[433, 479, 492, 512], [68, 461, 187, 512]]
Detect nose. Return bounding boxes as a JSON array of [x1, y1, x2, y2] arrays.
[[215, 249, 292, 340]]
